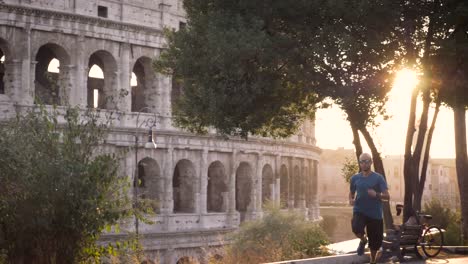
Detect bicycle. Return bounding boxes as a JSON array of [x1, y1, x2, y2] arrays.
[[382, 204, 444, 261]]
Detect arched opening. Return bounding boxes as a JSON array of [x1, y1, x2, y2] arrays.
[[88, 64, 103, 108], [137, 157, 162, 212], [207, 161, 227, 212], [261, 164, 274, 207], [280, 165, 289, 209], [293, 166, 300, 208], [176, 256, 197, 264], [131, 57, 155, 112], [236, 162, 252, 221], [87, 50, 117, 109], [34, 43, 70, 105], [173, 159, 196, 213]]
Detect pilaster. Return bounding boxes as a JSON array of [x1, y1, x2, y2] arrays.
[[118, 42, 131, 112]]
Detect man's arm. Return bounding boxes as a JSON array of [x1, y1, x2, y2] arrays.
[[349, 191, 355, 205], [367, 189, 390, 201]]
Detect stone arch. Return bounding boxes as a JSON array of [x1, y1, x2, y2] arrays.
[[131, 56, 156, 112], [87, 50, 117, 109], [261, 164, 274, 207], [293, 165, 300, 208], [279, 164, 289, 209], [34, 43, 71, 105], [0, 38, 11, 95], [137, 157, 162, 212], [173, 159, 197, 213], [235, 162, 252, 219], [207, 161, 228, 212]]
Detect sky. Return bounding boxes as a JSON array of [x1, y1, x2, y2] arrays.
[[315, 69, 463, 159]]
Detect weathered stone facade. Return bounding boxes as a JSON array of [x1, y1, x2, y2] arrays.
[[0, 1, 321, 263]]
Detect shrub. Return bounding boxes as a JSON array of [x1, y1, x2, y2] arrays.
[[215, 207, 330, 263], [0, 106, 132, 263], [424, 199, 462, 246]]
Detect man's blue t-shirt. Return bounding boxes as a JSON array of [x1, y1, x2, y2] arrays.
[[350, 172, 388, 220]]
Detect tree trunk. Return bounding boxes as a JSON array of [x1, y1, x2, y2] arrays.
[[403, 88, 419, 222], [415, 100, 440, 210], [351, 123, 363, 163], [454, 105, 468, 241], [360, 127, 393, 229]]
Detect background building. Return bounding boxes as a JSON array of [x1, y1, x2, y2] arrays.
[[319, 150, 459, 211], [0, 1, 321, 263]]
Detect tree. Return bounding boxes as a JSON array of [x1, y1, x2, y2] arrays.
[[427, 0, 468, 240], [341, 158, 359, 183], [0, 106, 131, 263], [155, 0, 401, 228]]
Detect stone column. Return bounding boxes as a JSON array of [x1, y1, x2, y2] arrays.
[[118, 42, 131, 112], [5, 60, 22, 102], [312, 160, 319, 220], [19, 24, 34, 105], [157, 74, 172, 129], [288, 157, 294, 209], [275, 155, 281, 207], [300, 158, 306, 209], [58, 64, 74, 105], [72, 35, 88, 107], [162, 147, 174, 231], [200, 148, 208, 215], [27, 60, 37, 104], [256, 153, 264, 216], [227, 151, 238, 226]]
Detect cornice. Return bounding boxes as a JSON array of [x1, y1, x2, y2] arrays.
[[0, 3, 163, 35]]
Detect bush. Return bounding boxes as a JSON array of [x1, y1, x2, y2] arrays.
[[0, 106, 132, 263], [424, 200, 462, 246], [215, 207, 330, 263]]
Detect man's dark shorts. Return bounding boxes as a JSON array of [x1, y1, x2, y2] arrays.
[[351, 212, 383, 251]]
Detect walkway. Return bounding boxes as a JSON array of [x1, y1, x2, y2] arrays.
[[266, 239, 468, 264]]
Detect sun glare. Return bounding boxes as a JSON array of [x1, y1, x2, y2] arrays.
[[392, 69, 419, 97]]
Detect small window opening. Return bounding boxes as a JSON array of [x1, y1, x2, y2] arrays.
[[93, 89, 99, 108], [98, 6, 108, 18]]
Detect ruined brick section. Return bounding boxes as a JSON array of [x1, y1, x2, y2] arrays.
[[0, 1, 321, 263]]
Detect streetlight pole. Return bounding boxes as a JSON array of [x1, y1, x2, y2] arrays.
[[133, 106, 158, 241]]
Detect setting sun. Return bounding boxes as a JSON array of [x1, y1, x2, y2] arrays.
[[392, 69, 419, 97]]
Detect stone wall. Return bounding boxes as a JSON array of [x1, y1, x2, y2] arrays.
[[0, 1, 321, 263]]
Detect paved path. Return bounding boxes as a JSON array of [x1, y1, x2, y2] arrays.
[[327, 238, 468, 263], [398, 256, 468, 263]]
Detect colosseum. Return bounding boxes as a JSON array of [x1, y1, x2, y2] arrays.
[[0, 1, 321, 263]]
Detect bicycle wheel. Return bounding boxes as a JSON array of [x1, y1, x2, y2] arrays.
[[421, 225, 443, 258]]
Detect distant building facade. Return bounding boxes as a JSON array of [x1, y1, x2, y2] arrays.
[[318, 148, 355, 204], [0, 1, 321, 263], [319, 150, 459, 210]]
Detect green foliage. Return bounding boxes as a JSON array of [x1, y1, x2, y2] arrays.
[[155, 0, 403, 146], [219, 207, 329, 263], [424, 199, 453, 229], [0, 106, 132, 263], [341, 158, 359, 183], [424, 200, 463, 246]]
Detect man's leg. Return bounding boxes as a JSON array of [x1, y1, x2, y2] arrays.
[[367, 217, 384, 263], [351, 212, 367, 256]]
